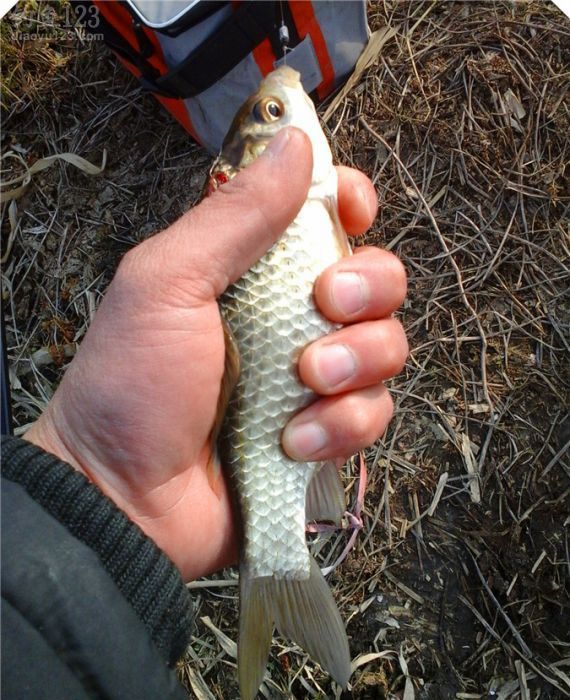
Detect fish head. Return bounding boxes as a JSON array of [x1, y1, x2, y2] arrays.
[[217, 66, 333, 186]]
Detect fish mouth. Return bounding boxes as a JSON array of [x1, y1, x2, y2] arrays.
[[207, 133, 271, 195], [222, 133, 273, 170]]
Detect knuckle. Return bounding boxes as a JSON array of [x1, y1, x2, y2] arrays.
[[115, 245, 150, 291], [341, 394, 380, 445]]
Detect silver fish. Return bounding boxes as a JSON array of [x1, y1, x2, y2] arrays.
[[211, 66, 352, 699]]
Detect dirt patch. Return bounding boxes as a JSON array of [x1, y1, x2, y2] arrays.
[[2, 1, 569, 698]]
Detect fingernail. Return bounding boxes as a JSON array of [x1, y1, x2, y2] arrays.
[[261, 128, 292, 159], [314, 344, 356, 388], [331, 272, 366, 315], [283, 421, 327, 460]]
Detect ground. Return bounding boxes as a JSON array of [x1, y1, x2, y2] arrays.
[[1, 1, 569, 699]]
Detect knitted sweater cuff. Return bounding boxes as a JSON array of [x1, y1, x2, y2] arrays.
[[1, 435, 193, 666]]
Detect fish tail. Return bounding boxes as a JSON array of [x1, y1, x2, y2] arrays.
[[239, 558, 351, 699], [238, 568, 274, 700]]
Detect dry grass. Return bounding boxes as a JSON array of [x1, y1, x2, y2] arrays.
[[2, 1, 569, 698]]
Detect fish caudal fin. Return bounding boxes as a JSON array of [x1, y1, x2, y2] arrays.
[[273, 558, 351, 686], [238, 559, 351, 699], [239, 570, 274, 700]]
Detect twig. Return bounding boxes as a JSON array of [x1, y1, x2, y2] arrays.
[[468, 550, 532, 658]]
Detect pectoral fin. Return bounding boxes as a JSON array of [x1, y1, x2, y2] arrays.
[[306, 461, 346, 525]]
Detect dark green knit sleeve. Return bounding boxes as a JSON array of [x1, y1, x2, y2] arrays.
[[1, 435, 193, 666]]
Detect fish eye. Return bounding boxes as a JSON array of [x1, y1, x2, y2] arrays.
[[267, 101, 281, 118], [253, 98, 284, 123]]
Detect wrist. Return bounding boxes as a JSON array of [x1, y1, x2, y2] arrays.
[[24, 405, 136, 518], [25, 410, 88, 480], [23, 400, 134, 517]]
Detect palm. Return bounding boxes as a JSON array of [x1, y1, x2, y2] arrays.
[[57, 282, 235, 580]]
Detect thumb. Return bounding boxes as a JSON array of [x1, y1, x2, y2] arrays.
[[144, 127, 313, 300]]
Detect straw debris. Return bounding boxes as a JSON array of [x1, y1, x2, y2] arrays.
[[2, 1, 568, 697]]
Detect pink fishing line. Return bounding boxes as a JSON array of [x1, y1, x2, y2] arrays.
[[306, 452, 367, 574]]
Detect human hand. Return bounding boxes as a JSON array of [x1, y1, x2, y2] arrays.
[[25, 128, 407, 581]]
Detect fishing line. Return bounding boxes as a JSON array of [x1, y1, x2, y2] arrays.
[[278, 0, 290, 63]]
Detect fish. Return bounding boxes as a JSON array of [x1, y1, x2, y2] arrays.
[[209, 66, 352, 699]]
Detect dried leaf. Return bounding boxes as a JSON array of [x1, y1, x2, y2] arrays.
[[427, 472, 448, 516], [200, 615, 237, 659], [515, 660, 530, 700], [503, 88, 526, 120], [468, 403, 490, 414], [350, 650, 397, 673], [399, 647, 415, 700], [185, 666, 217, 700], [461, 433, 481, 504], [0, 149, 107, 203]]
